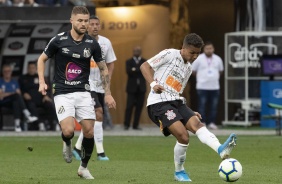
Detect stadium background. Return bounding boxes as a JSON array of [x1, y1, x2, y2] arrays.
[[1, 0, 282, 128]]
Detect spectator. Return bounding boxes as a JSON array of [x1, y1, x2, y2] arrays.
[[0, 0, 12, 6], [24, 0, 39, 6], [124, 46, 146, 130], [35, 0, 68, 6], [192, 41, 224, 130], [12, 0, 23, 6], [0, 64, 38, 132], [18, 61, 58, 131]]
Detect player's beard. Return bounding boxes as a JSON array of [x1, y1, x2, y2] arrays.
[[74, 26, 86, 35]]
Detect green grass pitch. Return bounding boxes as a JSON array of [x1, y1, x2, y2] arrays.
[[0, 135, 281, 184]]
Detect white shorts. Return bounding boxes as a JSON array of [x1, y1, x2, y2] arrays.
[[54, 92, 95, 123]]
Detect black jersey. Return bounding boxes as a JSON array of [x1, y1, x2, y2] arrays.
[[44, 31, 103, 96]]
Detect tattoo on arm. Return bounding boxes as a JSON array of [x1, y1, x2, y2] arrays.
[[97, 61, 111, 95]]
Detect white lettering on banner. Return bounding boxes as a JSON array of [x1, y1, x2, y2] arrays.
[[228, 43, 278, 68], [273, 89, 282, 98], [64, 80, 81, 85], [68, 69, 81, 74]]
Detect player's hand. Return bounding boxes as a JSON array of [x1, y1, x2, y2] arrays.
[[38, 83, 48, 95], [152, 85, 165, 94], [194, 111, 202, 120], [105, 94, 116, 109]]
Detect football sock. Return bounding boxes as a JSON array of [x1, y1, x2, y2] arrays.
[[75, 129, 83, 150], [196, 126, 221, 153], [174, 141, 188, 172], [14, 119, 21, 128], [22, 109, 31, 118], [81, 136, 94, 168], [94, 121, 104, 154], [61, 132, 74, 146]]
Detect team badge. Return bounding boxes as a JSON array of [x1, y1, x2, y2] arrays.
[[165, 110, 176, 120], [83, 48, 91, 58]]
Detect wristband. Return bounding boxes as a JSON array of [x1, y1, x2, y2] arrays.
[[150, 81, 157, 88]]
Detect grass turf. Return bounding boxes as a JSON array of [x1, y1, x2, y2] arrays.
[[0, 135, 281, 184]]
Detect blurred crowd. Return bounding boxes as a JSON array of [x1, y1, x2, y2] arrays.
[[0, 0, 92, 7]]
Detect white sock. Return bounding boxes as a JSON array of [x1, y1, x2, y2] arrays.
[[196, 126, 221, 153], [94, 121, 104, 154], [75, 129, 83, 150], [174, 141, 188, 172], [22, 109, 31, 118], [14, 119, 21, 127]]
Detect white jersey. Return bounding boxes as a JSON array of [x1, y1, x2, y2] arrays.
[[147, 49, 192, 106], [89, 35, 117, 93]]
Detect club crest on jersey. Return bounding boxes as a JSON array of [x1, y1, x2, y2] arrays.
[[165, 110, 176, 120], [83, 48, 91, 58]]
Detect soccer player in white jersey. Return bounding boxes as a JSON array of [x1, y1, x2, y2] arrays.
[[72, 15, 116, 161], [140, 33, 237, 182]]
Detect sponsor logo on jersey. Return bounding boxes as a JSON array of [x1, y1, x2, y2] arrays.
[[60, 36, 68, 40], [62, 48, 69, 54], [85, 39, 93, 43], [66, 62, 82, 81], [72, 53, 80, 58], [83, 48, 91, 58], [165, 110, 176, 120], [64, 80, 81, 85]]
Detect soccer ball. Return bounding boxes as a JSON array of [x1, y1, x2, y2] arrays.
[[218, 158, 242, 182]]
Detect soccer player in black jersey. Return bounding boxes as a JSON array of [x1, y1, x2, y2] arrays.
[[37, 6, 116, 179]]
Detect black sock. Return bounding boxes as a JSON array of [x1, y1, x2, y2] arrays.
[[61, 132, 74, 146], [81, 137, 94, 168], [97, 152, 105, 157]]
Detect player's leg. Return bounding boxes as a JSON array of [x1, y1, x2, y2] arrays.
[[78, 119, 95, 179], [168, 122, 192, 182], [93, 92, 109, 160], [60, 117, 76, 163], [147, 101, 191, 182], [75, 92, 96, 179], [54, 94, 76, 163], [94, 106, 109, 160], [183, 105, 236, 159], [72, 129, 83, 160]]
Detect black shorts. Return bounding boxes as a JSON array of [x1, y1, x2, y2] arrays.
[[147, 100, 195, 136], [90, 91, 104, 110]]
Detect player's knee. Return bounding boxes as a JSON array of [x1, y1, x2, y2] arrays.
[[95, 108, 103, 121], [62, 128, 74, 137], [83, 128, 94, 138], [177, 133, 189, 144]]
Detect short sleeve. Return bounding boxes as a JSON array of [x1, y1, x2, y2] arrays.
[[43, 36, 58, 58], [147, 49, 172, 71], [92, 41, 103, 63]]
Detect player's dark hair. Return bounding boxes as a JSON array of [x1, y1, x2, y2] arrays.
[[183, 33, 204, 49], [90, 15, 99, 21], [71, 6, 89, 15]]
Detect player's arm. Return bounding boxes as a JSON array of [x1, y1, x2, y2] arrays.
[[37, 53, 49, 95], [96, 61, 116, 109], [106, 62, 114, 79], [140, 62, 164, 94]]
